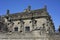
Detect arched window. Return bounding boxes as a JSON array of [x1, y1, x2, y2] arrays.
[[14, 27, 18, 31]]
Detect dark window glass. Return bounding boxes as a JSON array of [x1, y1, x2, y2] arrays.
[[25, 26, 30, 32], [14, 27, 18, 31]]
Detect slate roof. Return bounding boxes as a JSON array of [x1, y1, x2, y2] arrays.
[[4, 8, 50, 20]]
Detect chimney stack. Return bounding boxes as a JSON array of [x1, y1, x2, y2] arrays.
[[27, 5, 31, 11], [24, 5, 31, 13], [6, 9, 10, 15], [44, 5, 47, 11]]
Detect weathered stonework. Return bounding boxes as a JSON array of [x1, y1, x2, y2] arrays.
[[0, 5, 60, 40]]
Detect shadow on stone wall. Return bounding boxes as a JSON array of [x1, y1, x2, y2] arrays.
[[48, 32, 60, 40]]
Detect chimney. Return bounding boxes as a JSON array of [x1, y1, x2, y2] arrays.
[[24, 5, 31, 13], [6, 9, 10, 15], [44, 5, 47, 11], [27, 5, 31, 11]]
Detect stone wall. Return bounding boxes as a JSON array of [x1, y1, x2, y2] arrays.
[[0, 32, 60, 40], [0, 32, 49, 40], [49, 33, 60, 40]]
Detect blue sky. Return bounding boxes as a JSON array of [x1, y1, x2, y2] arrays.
[[0, 0, 60, 30]]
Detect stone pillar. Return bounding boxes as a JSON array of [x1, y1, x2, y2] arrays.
[[31, 19, 37, 30], [20, 19, 25, 33]]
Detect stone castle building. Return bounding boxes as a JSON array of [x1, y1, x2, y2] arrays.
[[0, 5, 60, 40]]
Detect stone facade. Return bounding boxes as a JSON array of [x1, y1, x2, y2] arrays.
[[0, 5, 60, 40]]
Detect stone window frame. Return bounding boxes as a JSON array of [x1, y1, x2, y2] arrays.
[[25, 26, 30, 32], [14, 27, 18, 31]]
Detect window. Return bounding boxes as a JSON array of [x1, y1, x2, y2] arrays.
[[25, 26, 30, 32], [14, 27, 18, 31]]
